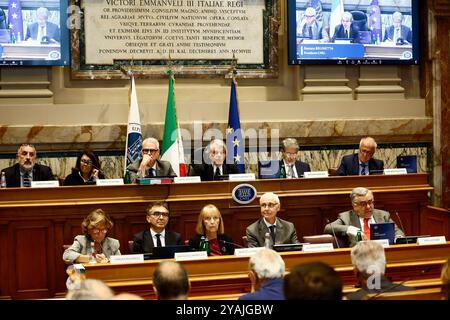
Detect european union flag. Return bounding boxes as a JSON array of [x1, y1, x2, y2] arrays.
[[8, 0, 24, 40], [226, 78, 245, 173]]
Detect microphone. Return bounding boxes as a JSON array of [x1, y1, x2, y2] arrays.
[[326, 218, 340, 249], [395, 211, 408, 243], [220, 239, 244, 248]]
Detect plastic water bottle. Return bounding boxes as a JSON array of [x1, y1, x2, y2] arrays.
[[280, 165, 286, 179], [89, 241, 97, 264], [199, 236, 210, 255], [1, 172, 6, 188], [264, 232, 272, 248], [356, 231, 362, 242], [123, 170, 131, 184]]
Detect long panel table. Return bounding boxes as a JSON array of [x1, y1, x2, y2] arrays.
[[0, 173, 447, 299]]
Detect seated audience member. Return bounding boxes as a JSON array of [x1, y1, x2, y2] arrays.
[[189, 204, 234, 255], [128, 137, 176, 181], [132, 201, 182, 254], [190, 139, 238, 181], [112, 293, 144, 300], [246, 192, 299, 248], [383, 11, 412, 44], [284, 262, 342, 300], [348, 241, 413, 300], [63, 209, 120, 263], [63, 149, 105, 186], [280, 138, 310, 178], [297, 7, 328, 42], [1, 143, 55, 188], [324, 187, 404, 247], [441, 257, 450, 300], [331, 11, 360, 43], [239, 249, 285, 300], [336, 136, 384, 176], [66, 279, 114, 300], [25, 7, 60, 43], [153, 261, 190, 300]]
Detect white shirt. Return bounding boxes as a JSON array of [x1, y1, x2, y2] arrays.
[[263, 218, 277, 236], [213, 165, 222, 176], [150, 229, 166, 247], [359, 216, 375, 230], [283, 160, 298, 178], [37, 24, 46, 41], [358, 161, 369, 176]]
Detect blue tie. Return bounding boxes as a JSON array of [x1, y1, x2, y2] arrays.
[[23, 171, 31, 187], [147, 168, 154, 177], [360, 164, 367, 176]]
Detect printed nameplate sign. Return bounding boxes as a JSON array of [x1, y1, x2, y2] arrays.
[[229, 173, 256, 181], [302, 243, 334, 252], [303, 171, 329, 179], [110, 254, 144, 264], [417, 236, 446, 246], [31, 180, 60, 188], [384, 168, 408, 175], [174, 176, 201, 184], [175, 251, 208, 261], [234, 247, 265, 257], [96, 179, 124, 186]]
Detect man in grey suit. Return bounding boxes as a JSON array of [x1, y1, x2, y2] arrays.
[[324, 187, 404, 247], [246, 192, 299, 248], [128, 137, 176, 181]]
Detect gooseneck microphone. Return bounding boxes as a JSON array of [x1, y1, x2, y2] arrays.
[[220, 239, 245, 248], [326, 218, 340, 249], [395, 211, 408, 243]]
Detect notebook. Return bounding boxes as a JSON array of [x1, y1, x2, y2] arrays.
[[370, 222, 395, 244]]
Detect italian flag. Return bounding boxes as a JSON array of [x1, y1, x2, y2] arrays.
[[161, 70, 186, 177]]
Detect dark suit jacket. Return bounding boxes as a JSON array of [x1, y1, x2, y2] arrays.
[[383, 25, 412, 44], [132, 229, 182, 254], [63, 169, 106, 186], [239, 278, 285, 300], [190, 163, 238, 181], [25, 21, 60, 42], [189, 233, 235, 255], [280, 160, 311, 178], [324, 209, 405, 247], [336, 153, 384, 176], [346, 276, 413, 300], [1, 163, 55, 188], [332, 24, 360, 43], [246, 217, 299, 248], [128, 158, 177, 181]]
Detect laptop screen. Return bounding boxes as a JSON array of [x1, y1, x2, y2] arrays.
[[370, 222, 395, 244], [151, 245, 191, 259]]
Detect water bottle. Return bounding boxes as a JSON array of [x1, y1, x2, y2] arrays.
[[1, 172, 6, 188], [89, 241, 97, 264], [10, 32, 16, 44], [356, 231, 362, 242], [123, 169, 131, 184], [264, 232, 272, 248], [199, 236, 210, 255], [280, 164, 286, 179]]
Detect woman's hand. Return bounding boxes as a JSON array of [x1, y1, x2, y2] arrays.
[[95, 253, 109, 263]]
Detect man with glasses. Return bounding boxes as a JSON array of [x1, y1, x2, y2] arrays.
[[246, 192, 299, 248], [324, 187, 404, 247], [336, 137, 384, 176], [297, 7, 329, 42], [128, 137, 177, 182], [132, 201, 182, 254], [1, 144, 55, 187], [280, 138, 310, 179]]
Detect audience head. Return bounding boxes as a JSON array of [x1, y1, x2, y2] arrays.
[[392, 11, 403, 28], [153, 261, 189, 300], [284, 262, 342, 300], [141, 137, 160, 168], [441, 257, 450, 300], [75, 148, 101, 176], [36, 7, 49, 26], [281, 138, 299, 165], [351, 241, 386, 284], [66, 279, 114, 300], [81, 209, 114, 242], [17, 144, 37, 172], [350, 187, 374, 219], [111, 293, 144, 300], [304, 7, 317, 25], [358, 136, 377, 164], [248, 249, 285, 288], [195, 204, 224, 236], [207, 139, 226, 167], [259, 192, 280, 224], [341, 11, 353, 28], [146, 201, 170, 233]]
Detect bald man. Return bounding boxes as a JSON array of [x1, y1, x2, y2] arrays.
[[152, 261, 190, 300]]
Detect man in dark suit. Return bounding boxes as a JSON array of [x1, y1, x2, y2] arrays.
[[132, 201, 182, 255], [332, 11, 360, 43], [190, 139, 238, 181], [383, 11, 412, 44], [128, 137, 177, 182], [280, 138, 310, 178], [324, 187, 404, 247], [1, 143, 55, 188], [347, 241, 412, 300], [336, 136, 384, 176], [239, 248, 285, 300], [246, 192, 299, 248], [25, 7, 60, 42]]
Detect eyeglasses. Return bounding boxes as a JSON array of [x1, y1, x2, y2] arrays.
[[150, 211, 169, 218], [359, 149, 375, 155], [142, 148, 159, 154], [80, 159, 93, 165], [354, 200, 374, 207], [91, 227, 108, 234], [261, 203, 278, 208]]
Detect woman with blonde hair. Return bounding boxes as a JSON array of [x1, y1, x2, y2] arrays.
[[189, 204, 234, 255], [63, 209, 120, 263]]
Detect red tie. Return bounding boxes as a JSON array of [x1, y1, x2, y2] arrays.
[[364, 218, 370, 240]]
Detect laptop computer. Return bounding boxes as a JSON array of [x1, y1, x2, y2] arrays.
[[370, 222, 395, 244], [273, 243, 304, 252], [152, 245, 191, 259]]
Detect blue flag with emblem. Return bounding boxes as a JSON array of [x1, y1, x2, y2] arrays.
[[8, 0, 24, 41], [226, 77, 245, 173]]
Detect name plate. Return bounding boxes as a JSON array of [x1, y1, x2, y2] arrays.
[[303, 171, 329, 179], [229, 173, 256, 181], [109, 254, 144, 264], [384, 168, 408, 175], [175, 251, 208, 261], [302, 243, 334, 252], [370, 239, 390, 248], [234, 247, 264, 257], [96, 179, 124, 186], [31, 180, 60, 188], [174, 176, 201, 184], [417, 236, 446, 246]]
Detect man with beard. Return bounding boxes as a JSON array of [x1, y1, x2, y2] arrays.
[[1, 144, 55, 187]]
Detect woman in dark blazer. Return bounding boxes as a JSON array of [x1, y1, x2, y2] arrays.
[[189, 204, 234, 255], [63, 149, 105, 185]]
